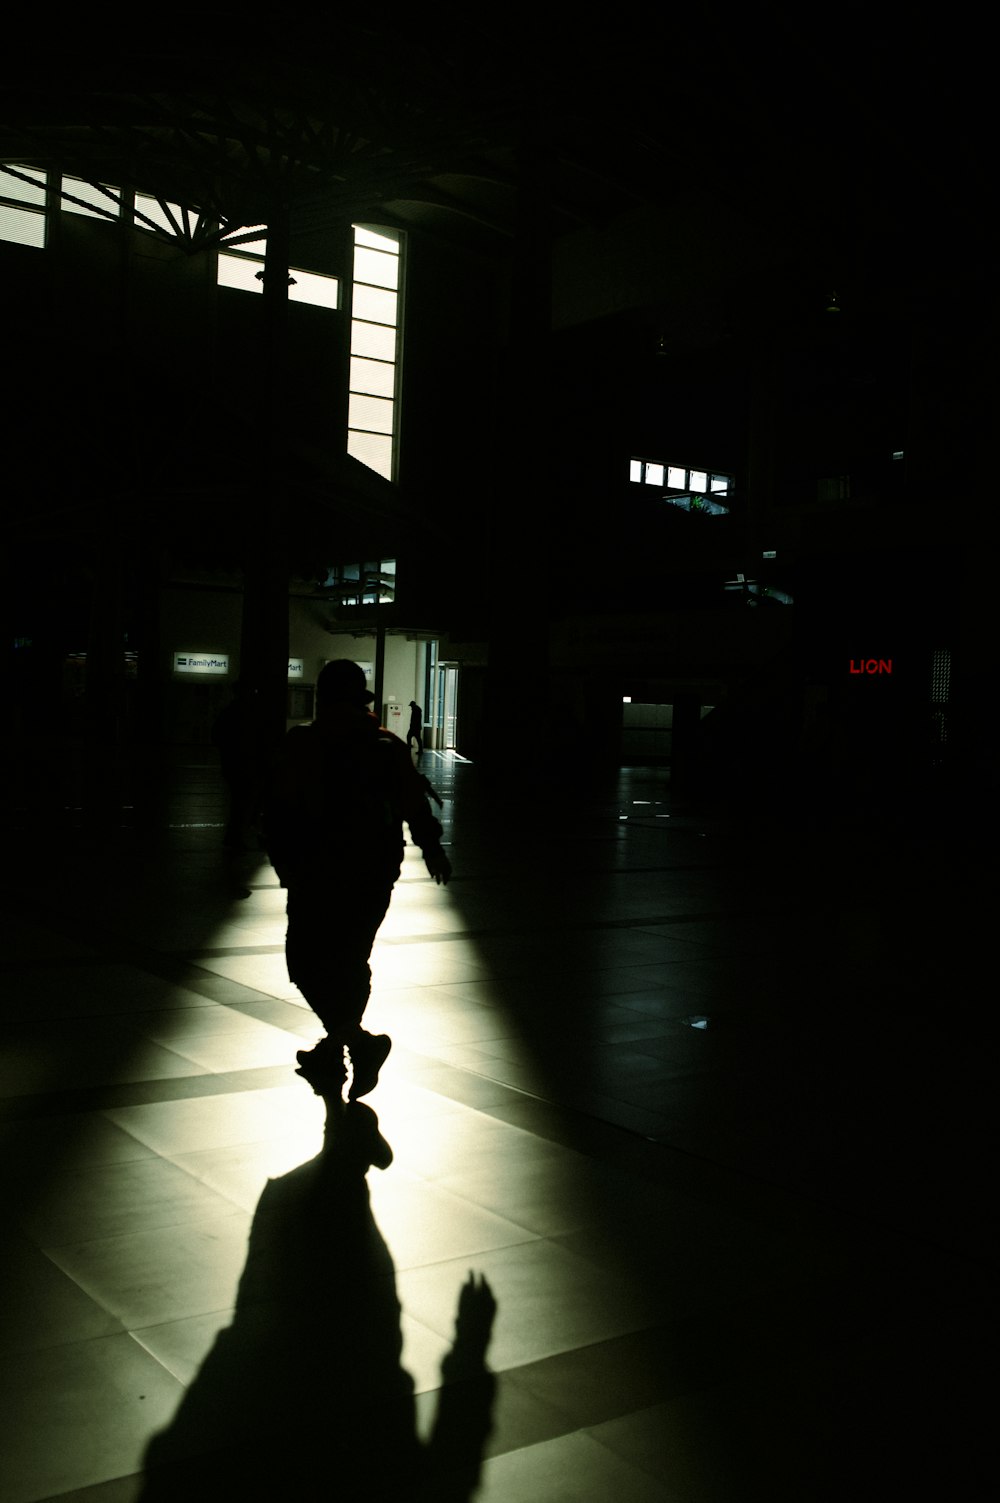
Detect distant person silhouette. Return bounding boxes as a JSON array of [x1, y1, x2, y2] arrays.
[[265, 660, 451, 1099], [407, 700, 424, 760]]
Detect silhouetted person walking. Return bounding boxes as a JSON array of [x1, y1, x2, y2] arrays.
[[407, 700, 424, 760], [266, 660, 450, 1099]]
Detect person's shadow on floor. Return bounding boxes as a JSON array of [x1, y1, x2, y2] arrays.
[[138, 1096, 497, 1502]]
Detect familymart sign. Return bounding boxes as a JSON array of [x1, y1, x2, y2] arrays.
[[173, 654, 306, 679], [173, 653, 229, 676]]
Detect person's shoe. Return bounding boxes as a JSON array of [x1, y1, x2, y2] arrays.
[[347, 1031, 392, 1100], [295, 1039, 347, 1097]]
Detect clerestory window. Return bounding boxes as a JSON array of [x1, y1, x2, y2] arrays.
[[219, 222, 403, 482], [320, 559, 396, 607], [347, 226, 401, 482], [629, 457, 733, 514], [217, 229, 340, 310], [0, 164, 47, 247], [2, 165, 402, 485]]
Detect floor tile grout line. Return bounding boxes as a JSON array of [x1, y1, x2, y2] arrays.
[[0, 1065, 299, 1122]]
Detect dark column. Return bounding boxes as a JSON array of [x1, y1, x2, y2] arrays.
[[669, 693, 701, 795], [84, 520, 128, 814], [240, 200, 291, 756], [483, 110, 552, 784], [746, 340, 779, 553], [330, 220, 354, 455], [374, 622, 386, 719]]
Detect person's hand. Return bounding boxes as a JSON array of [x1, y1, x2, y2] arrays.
[[442, 1270, 495, 1372], [456, 1271, 496, 1344], [424, 848, 452, 885]]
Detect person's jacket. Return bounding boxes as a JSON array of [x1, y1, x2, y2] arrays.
[[265, 704, 444, 888]]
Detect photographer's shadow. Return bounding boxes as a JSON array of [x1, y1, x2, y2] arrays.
[[139, 1094, 497, 1501]]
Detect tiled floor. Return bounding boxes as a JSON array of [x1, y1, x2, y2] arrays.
[[1, 753, 989, 1500]]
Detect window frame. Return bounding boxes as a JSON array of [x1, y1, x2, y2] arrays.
[[629, 456, 735, 513]]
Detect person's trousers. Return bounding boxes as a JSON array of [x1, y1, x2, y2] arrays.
[[285, 881, 394, 1036]]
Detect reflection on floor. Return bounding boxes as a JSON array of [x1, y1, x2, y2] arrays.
[[1, 755, 989, 1500]]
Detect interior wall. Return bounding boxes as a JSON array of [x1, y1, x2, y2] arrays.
[[287, 608, 371, 691], [285, 621, 423, 732], [621, 701, 673, 760], [159, 587, 242, 742], [382, 635, 422, 727], [160, 587, 243, 677]]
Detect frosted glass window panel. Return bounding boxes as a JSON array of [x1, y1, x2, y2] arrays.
[[690, 470, 707, 492], [62, 178, 121, 220], [288, 268, 339, 309], [0, 203, 45, 247], [645, 463, 664, 485], [667, 466, 686, 488], [218, 253, 264, 292], [221, 232, 267, 254], [348, 430, 393, 479], [350, 356, 395, 397], [349, 225, 400, 482], [134, 194, 199, 236], [348, 394, 394, 434], [354, 226, 399, 254], [0, 165, 46, 205], [135, 194, 181, 234], [351, 320, 397, 360], [352, 284, 397, 327], [354, 245, 399, 290], [629, 459, 643, 482], [710, 474, 730, 492]]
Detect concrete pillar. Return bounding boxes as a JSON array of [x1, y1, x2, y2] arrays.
[[240, 199, 291, 756], [483, 110, 552, 782]]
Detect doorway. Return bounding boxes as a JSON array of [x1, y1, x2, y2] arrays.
[[436, 664, 459, 751]]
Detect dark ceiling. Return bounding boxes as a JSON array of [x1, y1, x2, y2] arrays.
[[1, 12, 991, 582], [1, 11, 987, 291]]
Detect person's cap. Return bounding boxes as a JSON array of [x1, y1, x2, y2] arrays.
[[317, 660, 375, 707]]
